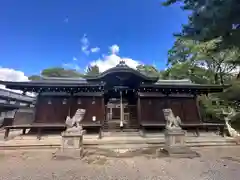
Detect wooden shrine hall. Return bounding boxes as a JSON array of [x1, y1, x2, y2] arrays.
[[0, 61, 226, 139]]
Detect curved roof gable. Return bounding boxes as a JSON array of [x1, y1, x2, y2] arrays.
[[86, 60, 159, 83]]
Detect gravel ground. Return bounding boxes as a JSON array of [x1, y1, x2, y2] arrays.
[[0, 146, 240, 180]]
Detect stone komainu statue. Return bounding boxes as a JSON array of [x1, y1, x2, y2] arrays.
[[65, 109, 86, 133], [221, 107, 240, 138], [162, 109, 182, 130]]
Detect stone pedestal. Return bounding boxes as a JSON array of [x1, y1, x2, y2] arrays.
[[158, 129, 199, 158], [57, 130, 86, 158]]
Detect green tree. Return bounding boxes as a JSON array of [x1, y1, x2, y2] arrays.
[[167, 38, 239, 84], [191, 39, 240, 84], [28, 67, 84, 79], [28, 75, 41, 81], [85, 65, 100, 76], [41, 67, 83, 77], [219, 80, 240, 110], [166, 37, 240, 121], [162, 0, 240, 48], [163, 62, 211, 84], [167, 38, 195, 65], [136, 64, 159, 77]]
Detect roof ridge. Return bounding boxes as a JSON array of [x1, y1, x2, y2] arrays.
[[40, 76, 86, 80]]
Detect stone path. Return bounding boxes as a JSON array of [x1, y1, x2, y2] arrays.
[[0, 146, 240, 180]]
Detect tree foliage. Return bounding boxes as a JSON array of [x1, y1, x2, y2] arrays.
[[167, 37, 240, 84], [162, 0, 240, 48], [85, 65, 100, 76], [41, 67, 83, 77], [162, 0, 240, 121], [163, 62, 211, 84], [28, 67, 84, 81], [136, 64, 159, 77], [28, 75, 41, 81]]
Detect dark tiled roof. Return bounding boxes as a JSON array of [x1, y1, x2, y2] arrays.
[[155, 79, 193, 85], [0, 88, 35, 102], [34, 76, 88, 84]]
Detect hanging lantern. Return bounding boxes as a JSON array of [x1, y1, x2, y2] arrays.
[[63, 98, 67, 104], [77, 98, 82, 104], [92, 97, 96, 104], [149, 100, 152, 105], [48, 99, 52, 105]]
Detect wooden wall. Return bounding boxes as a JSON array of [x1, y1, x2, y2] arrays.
[[34, 96, 104, 124], [139, 98, 166, 123], [34, 94, 200, 125], [167, 97, 200, 124], [35, 96, 69, 123], [70, 96, 104, 123], [139, 96, 201, 124]]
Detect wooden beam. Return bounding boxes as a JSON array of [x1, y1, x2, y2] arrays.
[[138, 92, 195, 98], [40, 92, 104, 97], [138, 92, 166, 97]]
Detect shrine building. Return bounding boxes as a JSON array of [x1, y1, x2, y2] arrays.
[[0, 61, 226, 138]]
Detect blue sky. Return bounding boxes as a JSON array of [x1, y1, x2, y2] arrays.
[[0, 0, 188, 78]]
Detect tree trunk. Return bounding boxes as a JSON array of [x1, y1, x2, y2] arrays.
[[237, 71, 240, 79], [219, 72, 224, 85], [214, 73, 219, 84]]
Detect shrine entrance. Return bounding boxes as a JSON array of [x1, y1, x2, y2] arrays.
[[103, 88, 138, 131]]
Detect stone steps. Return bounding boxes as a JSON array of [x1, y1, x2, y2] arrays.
[[102, 131, 141, 137]]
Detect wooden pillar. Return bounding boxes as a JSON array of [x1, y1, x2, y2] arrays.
[[101, 95, 105, 125], [165, 93, 169, 108], [137, 95, 144, 136], [33, 92, 41, 123], [137, 95, 141, 124], [69, 92, 74, 118], [180, 96, 185, 122], [195, 94, 203, 123], [120, 91, 123, 128]]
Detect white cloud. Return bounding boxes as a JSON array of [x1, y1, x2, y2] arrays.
[[73, 57, 78, 61], [81, 34, 90, 55], [81, 34, 89, 45], [0, 67, 28, 82], [80, 35, 100, 55], [90, 47, 100, 53], [0, 67, 35, 96], [90, 45, 140, 72], [109, 44, 120, 54]]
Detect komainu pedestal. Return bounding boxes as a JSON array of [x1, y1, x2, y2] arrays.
[[158, 108, 199, 158], [54, 109, 86, 159], [60, 130, 86, 157], [160, 129, 199, 158], [165, 129, 185, 148]]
